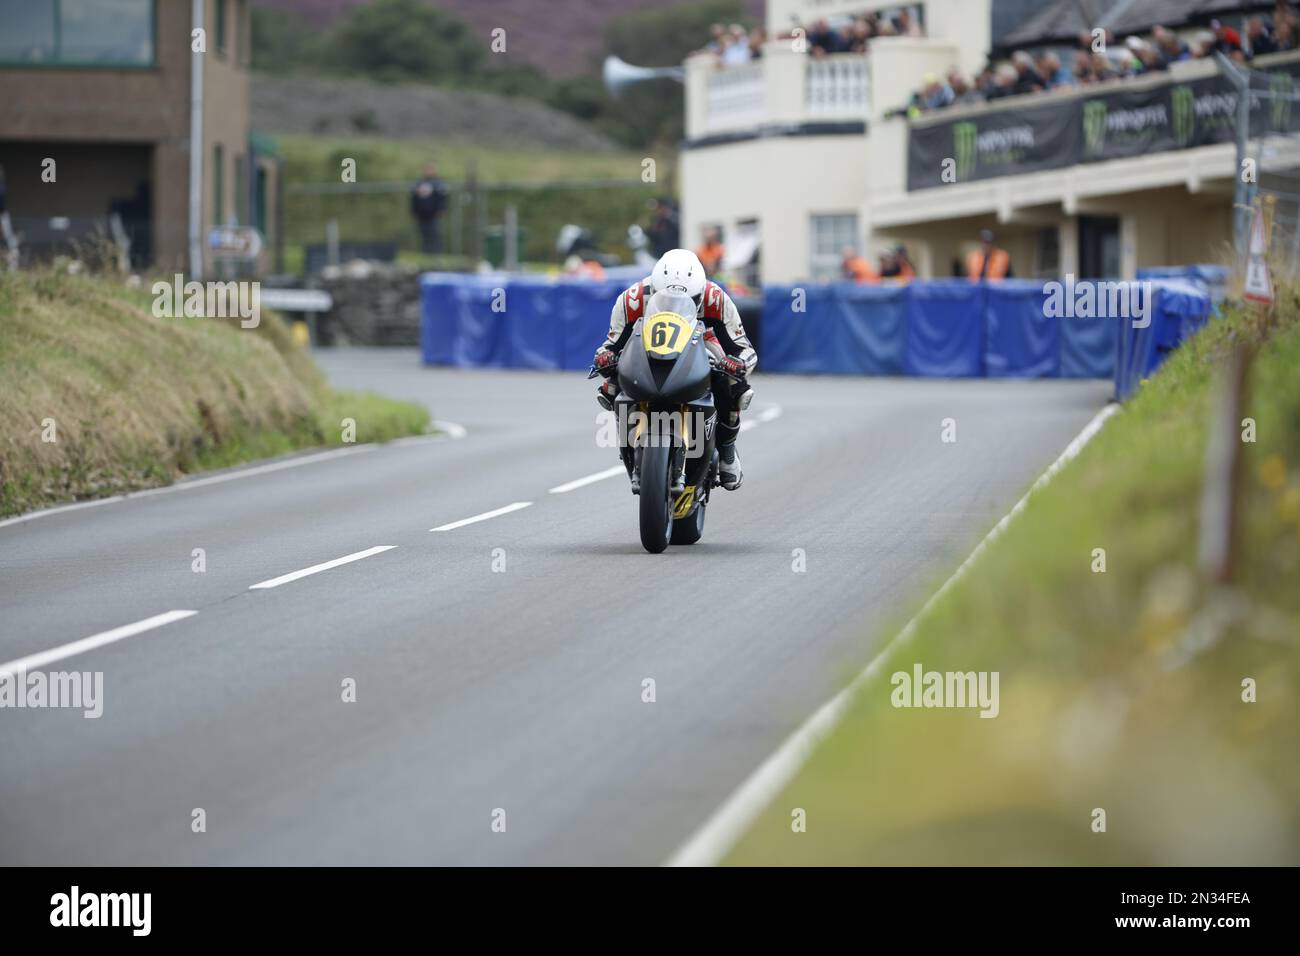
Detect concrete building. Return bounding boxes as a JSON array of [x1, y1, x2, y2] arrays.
[[681, 0, 1300, 284], [0, 0, 278, 274]]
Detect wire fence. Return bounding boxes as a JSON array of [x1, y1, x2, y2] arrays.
[[284, 178, 660, 269]]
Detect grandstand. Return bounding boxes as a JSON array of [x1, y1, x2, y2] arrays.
[[681, 0, 1300, 284]]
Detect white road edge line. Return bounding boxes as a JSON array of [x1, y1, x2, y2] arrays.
[[549, 404, 784, 493], [432, 420, 469, 440], [0, 610, 199, 677], [664, 402, 1121, 867], [549, 467, 626, 495], [248, 546, 397, 590], [430, 501, 533, 532], [0, 420, 470, 532]]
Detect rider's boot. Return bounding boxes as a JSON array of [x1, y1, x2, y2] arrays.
[[718, 441, 743, 490]]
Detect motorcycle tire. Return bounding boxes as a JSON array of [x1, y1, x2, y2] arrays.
[[639, 441, 673, 554]]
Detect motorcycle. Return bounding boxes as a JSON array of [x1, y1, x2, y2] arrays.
[[589, 289, 744, 554]]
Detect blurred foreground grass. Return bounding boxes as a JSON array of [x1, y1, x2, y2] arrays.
[[0, 269, 430, 517], [728, 289, 1300, 865]]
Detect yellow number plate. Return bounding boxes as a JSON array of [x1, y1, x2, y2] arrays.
[[643, 312, 695, 358]]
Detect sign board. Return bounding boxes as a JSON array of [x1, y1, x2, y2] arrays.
[[208, 226, 263, 260], [1243, 205, 1273, 305], [908, 59, 1300, 191]]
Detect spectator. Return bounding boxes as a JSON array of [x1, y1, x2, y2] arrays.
[[722, 23, 752, 65], [880, 245, 915, 281], [1133, 41, 1167, 73], [1211, 19, 1244, 55], [410, 162, 449, 255], [966, 229, 1012, 281], [895, 9, 923, 37], [1091, 51, 1119, 82], [846, 18, 872, 53], [1011, 51, 1045, 94], [985, 63, 1019, 100], [919, 72, 954, 110], [949, 68, 984, 105], [564, 254, 606, 280], [1190, 29, 1218, 58], [1072, 50, 1097, 83], [1276, 16, 1297, 51], [1246, 17, 1278, 56], [703, 23, 726, 55], [1038, 51, 1074, 88], [748, 26, 766, 59], [646, 198, 680, 259], [696, 226, 725, 277], [1152, 25, 1191, 63], [842, 245, 879, 283], [807, 18, 841, 56]]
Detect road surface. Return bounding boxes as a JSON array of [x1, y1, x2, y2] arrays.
[[0, 350, 1111, 864]]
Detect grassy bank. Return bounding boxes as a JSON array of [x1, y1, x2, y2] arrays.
[[727, 291, 1300, 865], [0, 269, 430, 517]]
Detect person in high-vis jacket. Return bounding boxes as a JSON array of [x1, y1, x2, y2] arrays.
[[966, 229, 1013, 281], [593, 249, 756, 490]]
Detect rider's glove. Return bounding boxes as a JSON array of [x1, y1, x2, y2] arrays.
[[719, 355, 746, 378], [594, 350, 618, 374]]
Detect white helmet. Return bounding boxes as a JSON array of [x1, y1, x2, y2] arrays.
[[650, 249, 707, 313]]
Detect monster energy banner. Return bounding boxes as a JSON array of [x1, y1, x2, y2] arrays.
[[907, 59, 1300, 191]]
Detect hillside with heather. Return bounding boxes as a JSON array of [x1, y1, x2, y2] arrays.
[[255, 0, 764, 76]]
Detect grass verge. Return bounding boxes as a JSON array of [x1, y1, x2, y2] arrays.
[[726, 289, 1300, 865], [0, 268, 431, 517]]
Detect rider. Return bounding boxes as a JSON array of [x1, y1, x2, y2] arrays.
[[593, 249, 756, 490]]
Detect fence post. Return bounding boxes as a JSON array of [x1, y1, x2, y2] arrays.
[[1198, 344, 1251, 584], [504, 204, 518, 271], [326, 218, 339, 268]]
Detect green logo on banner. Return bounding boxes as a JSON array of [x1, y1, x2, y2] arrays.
[[1171, 86, 1195, 145], [954, 122, 977, 180], [1270, 72, 1292, 129], [1083, 100, 1107, 155]]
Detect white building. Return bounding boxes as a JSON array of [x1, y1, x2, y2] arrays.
[[681, 0, 1298, 284]]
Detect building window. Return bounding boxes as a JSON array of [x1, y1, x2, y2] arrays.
[[233, 154, 245, 226], [810, 213, 859, 281], [216, 0, 227, 56], [0, 0, 156, 67], [213, 144, 224, 227]]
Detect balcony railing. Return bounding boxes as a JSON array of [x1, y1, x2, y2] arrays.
[[806, 58, 870, 117], [705, 61, 767, 132], [692, 47, 872, 138]]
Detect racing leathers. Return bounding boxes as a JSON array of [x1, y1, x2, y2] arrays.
[[594, 278, 756, 488]]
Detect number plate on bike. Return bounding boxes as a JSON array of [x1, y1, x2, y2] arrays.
[[642, 312, 695, 359]]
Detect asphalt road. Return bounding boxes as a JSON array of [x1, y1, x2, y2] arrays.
[[0, 350, 1111, 864]]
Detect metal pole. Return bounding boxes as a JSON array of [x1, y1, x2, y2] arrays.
[[326, 218, 339, 267], [504, 204, 518, 271], [1216, 52, 1252, 267], [189, 0, 205, 280]]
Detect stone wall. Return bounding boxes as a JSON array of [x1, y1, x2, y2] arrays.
[[310, 260, 423, 346]]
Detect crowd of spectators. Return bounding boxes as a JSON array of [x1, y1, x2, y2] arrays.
[[902, 6, 1300, 117], [699, 22, 768, 65], [697, 6, 926, 65]]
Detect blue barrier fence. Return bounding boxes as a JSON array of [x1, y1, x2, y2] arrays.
[[420, 272, 1213, 396]]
